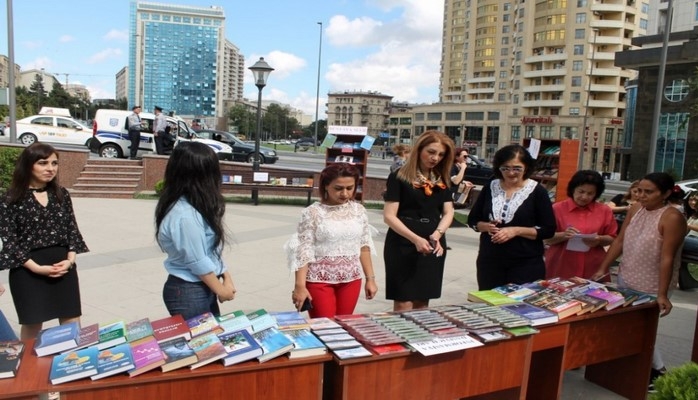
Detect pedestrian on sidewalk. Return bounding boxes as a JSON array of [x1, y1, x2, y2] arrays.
[[127, 105, 143, 159]]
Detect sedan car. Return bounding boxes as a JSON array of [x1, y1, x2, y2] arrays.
[[463, 154, 495, 186], [9, 114, 92, 147], [195, 129, 278, 164]]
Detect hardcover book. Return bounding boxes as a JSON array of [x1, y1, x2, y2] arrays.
[[270, 311, 310, 331], [368, 343, 411, 356], [188, 332, 228, 369], [571, 293, 608, 313], [128, 336, 165, 377], [126, 318, 154, 343], [218, 329, 263, 366], [91, 342, 135, 380], [500, 303, 559, 326], [332, 345, 373, 360], [71, 323, 99, 352], [252, 327, 295, 363], [584, 288, 625, 311], [466, 290, 521, 306], [151, 314, 192, 343], [159, 337, 198, 372], [216, 310, 253, 334], [283, 328, 327, 359], [308, 317, 342, 331], [49, 346, 99, 384], [186, 312, 222, 338], [97, 321, 127, 350], [526, 292, 582, 319], [492, 283, 539, 301], [35, 322, 80, 357], [246, 309, 278, 333], [0, 341, 25, 379]]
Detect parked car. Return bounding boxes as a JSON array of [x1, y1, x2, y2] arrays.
[[678, 178, 698, 193], [195, 129, 278, 164], [294, 137, 317, 151], [463, 154, 494, 186], [7, 107, 92, 147]]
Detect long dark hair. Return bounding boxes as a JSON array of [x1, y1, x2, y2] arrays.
[[155, 141, 226, 252], [6, 143, 63, 205], [318, 163, 360, 200]]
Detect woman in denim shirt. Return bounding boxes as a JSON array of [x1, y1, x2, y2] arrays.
[[155, 142, 236, 320]]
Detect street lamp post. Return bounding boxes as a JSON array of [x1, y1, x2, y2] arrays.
[[578, 28, 598, 170], [313, 21, 323, 153], [248, 57, 274, 205]]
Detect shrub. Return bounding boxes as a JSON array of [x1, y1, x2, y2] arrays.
[[651, 362, 698, 400], [154, 179, 165, 195], [0, 147, 22, 193]]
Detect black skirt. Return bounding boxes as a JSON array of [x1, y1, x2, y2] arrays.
[[9, 246, 81, 325]]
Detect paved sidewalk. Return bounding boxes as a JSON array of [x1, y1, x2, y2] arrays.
[[0, 197, 696, 399]]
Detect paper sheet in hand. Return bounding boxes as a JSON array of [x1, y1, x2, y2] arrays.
[[566, 233, 596, 252]]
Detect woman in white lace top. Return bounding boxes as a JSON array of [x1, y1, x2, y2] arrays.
[[285, 164, 377, 318]]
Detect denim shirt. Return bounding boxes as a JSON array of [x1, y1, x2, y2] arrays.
[[158, 198, 226, 282]]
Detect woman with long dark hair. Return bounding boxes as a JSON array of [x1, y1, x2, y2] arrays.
[[155, 141, 236, 320], [0, 143, 88, 339]]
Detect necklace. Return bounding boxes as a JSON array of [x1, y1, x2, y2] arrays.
[[28, 186, 48, 193]]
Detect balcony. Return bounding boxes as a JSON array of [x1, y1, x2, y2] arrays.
[[590, 84, 622, 93], [522, 84, 566, 93], [587, 68, 622, 77], [591, 3, 626, 13], [524, 52, 567, 64], [468, 87, 496, 94], [590, 19, 624, 30], [523, 68, 568, 78], [588, 99, 619, 108], [522, 99, 565, 108], [468, 76, 496, 83]]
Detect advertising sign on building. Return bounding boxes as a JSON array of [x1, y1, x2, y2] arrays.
[[328, 125, 368, 136]]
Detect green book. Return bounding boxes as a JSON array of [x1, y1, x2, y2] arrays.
[[98, 321, 127, 350], [467, 290, 521, 306]]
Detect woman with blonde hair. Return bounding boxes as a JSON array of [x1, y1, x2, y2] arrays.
[[390, 144, 411, 173], [383, 131, 455, 311]]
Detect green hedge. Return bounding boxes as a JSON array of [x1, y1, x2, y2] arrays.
[[0, 147, 21, 193]]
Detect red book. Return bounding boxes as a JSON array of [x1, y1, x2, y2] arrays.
[[151, 315, 192, 343]]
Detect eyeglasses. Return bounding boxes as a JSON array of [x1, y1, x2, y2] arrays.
[[499, 166, 524, 173]]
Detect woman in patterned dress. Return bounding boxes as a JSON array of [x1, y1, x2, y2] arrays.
[[286, 163, 377, 318], [0, 143, 88, 339]]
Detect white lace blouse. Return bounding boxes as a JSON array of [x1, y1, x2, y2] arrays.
[[284, 201, 377, 283]]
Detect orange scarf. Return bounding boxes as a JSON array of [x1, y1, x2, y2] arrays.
[[413, 171, 446, 196]]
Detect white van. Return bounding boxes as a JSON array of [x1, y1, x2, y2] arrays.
[[89, 109, 233, 159]]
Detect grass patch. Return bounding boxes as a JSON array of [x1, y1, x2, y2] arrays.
[[689, 263, 698, 280], [453, 212, 470, 227]]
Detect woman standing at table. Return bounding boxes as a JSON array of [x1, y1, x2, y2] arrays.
[[383, 130, 455, 312], [0, 143, 88, 340], [467, 144, 556, 290]]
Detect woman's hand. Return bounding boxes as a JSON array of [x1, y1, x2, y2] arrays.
[[562, 225, 579, 241], [657, 295, 673, 317], [413, 236, 434, 255], [582, 235, 603, 248], [292, 285, 312, 311], [490, 226, 518, 244], [428, 235, 444, 257], [364, 279, 377, 300], [218, 277, 236, 302], [45, 260, 71, 278], [590, 269, 608, 282]]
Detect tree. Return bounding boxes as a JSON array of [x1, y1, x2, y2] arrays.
[[305, 119, 327, 142], [28, 74, 46, 113], [228, 104, 255, 138]]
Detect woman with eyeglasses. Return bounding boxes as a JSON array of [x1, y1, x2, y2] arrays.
[[544, 170, 617, 280], [467, 144, 555, 290]]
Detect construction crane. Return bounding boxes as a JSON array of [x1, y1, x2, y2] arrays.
[[47, 72, 112, 86]]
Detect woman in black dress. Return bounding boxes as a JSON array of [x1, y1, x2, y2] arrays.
[[0, 143, 88, 339], [383, 130, 455, 311]]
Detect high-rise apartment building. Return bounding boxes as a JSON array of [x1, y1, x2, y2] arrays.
[[115, 66, 128, 101], [222, 40, 244, 103], [326, 91, 393, 138], [128, 1, 225, 118], [437, 0, 647, 171], [0, 55, 21, 88]]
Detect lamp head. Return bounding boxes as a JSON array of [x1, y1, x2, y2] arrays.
[[249, 57, 274, 88]]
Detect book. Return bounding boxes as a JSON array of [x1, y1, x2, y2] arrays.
[[0, 341, 25, 379], [246, 309, 278, 333], [500, 303, 559, 326], [526, 292, 582, 319], [71, 323, 99, 352], [97, 321, 127, 350], [152, 314, 192, 343], [492, 283, 539, 301], [308, 317, 342, 331], [91, 342, 135, 380], [270, 311, 310, 331], [186, 312, 222, 338], [159, 337, 198, 372], [283, 329, 327, 359], [332, 345, 373, 360], [571, 293, 608, 313], [252, 327, 295, 363], [360, 135, 376, 151], [126, 318, 154, 343], [218, 329, 263, 366], [188, 332, 228, 369], [35, 322, 80, 357], [216, 310, 253, 334], [49, 346, 99, 384], [128, 336, 166, 377], [368, 343, 411, 356], [466, 290, 521, 306], [542, 277, 592, 294], [504, 326, 540, 337], [584, 288, 625, 310], [408, 335, 484, 356]]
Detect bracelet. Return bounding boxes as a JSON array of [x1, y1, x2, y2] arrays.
[[365, 275, 376, 280], [435, 228, 444, 235]]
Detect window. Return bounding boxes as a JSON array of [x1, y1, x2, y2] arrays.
[[569, 107, 580, 116], [576, 13, 586, 23], [640, 18, 648, 30], [571, 77, 582, 86], [498, 94, 506, 101], [573, 45, 584, 55], [501, 48, 509, 56], [501, 37, 509, 45], [643, 2, 650, 14], [503, 25, 510, 33], [577, 0, 587, 6], [465, 112, 484, 120], [525, 126, 535, 138], [561, 126, 578, 139], [664, 79, 690, 102], [572, 60, 583, 71], [499, 82, 508, 89], [570, 92, 581, 102], [540, 126, 554, 139], [511, 126, 521, 141], [605, 128, 614, 145], [427, 112, 442, 121], [575, 29, 585, 39], [31, 117, 53, 126], [499, 71, 508, 78], [445, 112, 461, 121]]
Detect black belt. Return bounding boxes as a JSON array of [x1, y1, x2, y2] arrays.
[[400, 216, 434, 223]]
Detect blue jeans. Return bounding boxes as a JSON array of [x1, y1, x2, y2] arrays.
[[163, 275, 220, 320], [0, 310, 17, 341]]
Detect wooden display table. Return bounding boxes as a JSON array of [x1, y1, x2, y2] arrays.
[[325, 336, 532, 400], [528, 302, 659, 400]]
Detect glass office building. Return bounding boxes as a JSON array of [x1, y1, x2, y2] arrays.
[[129, 1, 225, 117]]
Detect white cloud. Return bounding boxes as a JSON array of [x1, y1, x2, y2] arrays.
[[23, 57, 54, 71], [325, 15, 383, 47], [87, 48, 123, 64], [103, 29, 128, 41], [247, 51, 306, 81], [59, 35, 74, 43]]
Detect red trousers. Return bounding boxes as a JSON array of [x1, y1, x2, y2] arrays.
[[306, 279, 362, 318]]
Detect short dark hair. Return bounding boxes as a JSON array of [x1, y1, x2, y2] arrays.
[[132, 105, 141, 110], [492, 144, 536, 180], [318, 163, 360, 200], [566, 170, 605, 200]]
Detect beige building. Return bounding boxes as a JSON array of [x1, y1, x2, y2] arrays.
[[115, 66, 128, 101], [17, 69, 60, 91], [222, 40, 245, 103], [64, 83, 91, 101], [326, 91, 392, 138], [430, 0, 647, 170], [0, 55, 21, 88]]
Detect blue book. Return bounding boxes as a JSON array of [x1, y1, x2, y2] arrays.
[[91, 342, 135, 380], [500, 303, 559, 326], [35, 322, 80, 357], [283, 328, 327, 359], [252, 327, 294, 363], [218, 329, 263, 366], [49, 346, 99, 384], [245, 309, 277, 333], [360, 135, 376, 151]]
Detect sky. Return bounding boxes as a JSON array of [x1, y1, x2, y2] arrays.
[[0, 0, 445, 118]]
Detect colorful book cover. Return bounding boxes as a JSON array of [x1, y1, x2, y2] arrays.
[[159, 337, 198, 372], [584, 288, 625, 310], [246, 309, 278, 333], [572, 293, 608, 313], [500, 303, 559, 326], [188, 332, 228, 369], [72, 323, 99, 352], [360, 135, 376, 151], [0, 341, 25, 379], [467, 290, 521, 306], [126, 318, 154, 343], [35, 322, 80, 357], [320, 134, 337, 148], [492, 283, 539, 301], [151, 314, 192, 343], [216, 310, 253, 334], [332, 345, 373, 360], [49, 346, 99, 384], [91, 342, 135, 380], [269, 311, 310, 331], [186, 312, 222, 338], [252, 327, 295, 363], [218, 329, 263, 366], [97, 321, 127, 350], [128, 336, 165, 377], [283, 328, 326, 359], [308, 317, 342, 331]]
